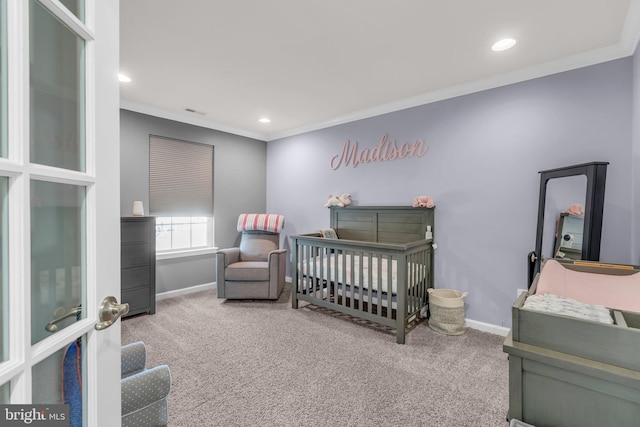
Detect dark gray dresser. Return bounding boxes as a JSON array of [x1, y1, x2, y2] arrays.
[[121, 216, 156, 317]]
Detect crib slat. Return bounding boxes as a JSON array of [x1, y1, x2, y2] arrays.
[[299, 243, 304, 294], [388, 254, 394, 320], [417, 252, 422, 312], [411, 253, 415, 314], [396, 252, 408, 344], [306, 244, 312, 296], [291, 238, 299, 309], [332, 249, 344, 300], [321, 248, 327, 300], [420, 250, 426, 311], [367, 254, 373, 315], [345, 250, 350, 308], [407, 254, 412, 314], [308, 244, 314, 296], [306, 243, 310, 294], [355, 250, 362, 310], [415, 251, 420, 313]]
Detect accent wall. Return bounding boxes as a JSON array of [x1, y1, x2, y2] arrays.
[[266, 58, 634, 329]]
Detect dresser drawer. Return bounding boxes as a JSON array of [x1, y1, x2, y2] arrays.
[[121, 266, 150, 291], [122, 288, 152, 315], [121, 243, 150, 268], [121, 219, 154, 243]]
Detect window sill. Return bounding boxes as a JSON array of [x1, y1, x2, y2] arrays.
[[156, 247, 218, 261]]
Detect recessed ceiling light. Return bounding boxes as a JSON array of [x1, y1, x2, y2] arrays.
[[259, 117, 271, 123], [118, 73, 132, 83], [491, 38, 517, 52]]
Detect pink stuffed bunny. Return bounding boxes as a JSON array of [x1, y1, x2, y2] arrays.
[[325, 193, 352, 208]]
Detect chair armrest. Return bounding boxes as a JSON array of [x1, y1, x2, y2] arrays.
[[216, 248, 240, 266], [121, 365, 172, 416], [121, 341, 146, 378], [268, 249, 287, 265], [268, 248, 287, 258], [268, 249, 287, 299]]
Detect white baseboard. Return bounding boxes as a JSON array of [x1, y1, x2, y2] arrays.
[[155, 280, 512, 336], [465, 318, 510, 337], [156, 282, 216, 301]]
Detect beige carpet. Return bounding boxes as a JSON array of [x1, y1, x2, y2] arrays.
[[122, 283, 509, 427]]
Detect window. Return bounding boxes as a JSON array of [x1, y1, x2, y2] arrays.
[[155, 216, 211, 250], [149, 135, 214, 252]]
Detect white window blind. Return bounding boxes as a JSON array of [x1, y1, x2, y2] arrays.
[[149, 135, 214, 216]]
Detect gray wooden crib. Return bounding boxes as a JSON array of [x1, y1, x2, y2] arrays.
[[291, 206, 434, 344]]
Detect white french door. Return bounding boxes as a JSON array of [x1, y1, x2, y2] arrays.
[[0, 0, 121, 426]]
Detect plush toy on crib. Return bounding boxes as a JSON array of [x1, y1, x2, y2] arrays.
[[325, 193, 352, 208], [412, 196, 435, 208]]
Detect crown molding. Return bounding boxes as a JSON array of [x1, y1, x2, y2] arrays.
[[266, 41, 637, 141], [119, 101, 268, 141]]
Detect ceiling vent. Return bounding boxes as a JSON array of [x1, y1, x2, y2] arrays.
[[184, 108, 206, 115]]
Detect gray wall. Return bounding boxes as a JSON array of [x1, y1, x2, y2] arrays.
[[120, 110, 267, 293], [633, 44, 640, 264], [266, 58, 634, 329]]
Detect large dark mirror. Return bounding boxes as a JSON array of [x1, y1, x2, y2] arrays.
[[528, 162, 608, 285]]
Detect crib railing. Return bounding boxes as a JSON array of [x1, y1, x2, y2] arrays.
[[291, 234, 433, 344]]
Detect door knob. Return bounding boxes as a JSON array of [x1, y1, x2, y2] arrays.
[[95, 296, 129, 330]]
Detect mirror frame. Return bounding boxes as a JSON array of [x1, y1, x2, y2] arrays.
[[528, 161, 608, 285]]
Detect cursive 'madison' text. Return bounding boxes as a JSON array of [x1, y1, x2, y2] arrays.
[[330, 134, 428, 170]]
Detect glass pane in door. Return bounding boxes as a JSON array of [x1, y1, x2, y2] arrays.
[[0, 381, 8, 403], [30, 0, 85, 171], [0, 0, 7, 157], [59, 0, 85, 22], [32, 335, 86, 425], [0, 177, 6, 362], [31, 180, 85, 345]]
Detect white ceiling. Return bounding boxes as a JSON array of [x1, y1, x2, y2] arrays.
[[119, 0, 640, 141]]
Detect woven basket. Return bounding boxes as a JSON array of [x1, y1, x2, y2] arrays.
[[427, 288, 468, 335]]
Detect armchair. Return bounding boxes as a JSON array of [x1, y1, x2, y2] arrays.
[[216, 214, 286, 299], [121, 341, 171, 427]]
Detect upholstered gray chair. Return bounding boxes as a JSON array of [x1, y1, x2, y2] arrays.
[[216, 214, 286, 299], [121, 341, 171, 427]]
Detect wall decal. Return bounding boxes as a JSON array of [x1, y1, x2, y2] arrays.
[[330, 134, 428, 170]]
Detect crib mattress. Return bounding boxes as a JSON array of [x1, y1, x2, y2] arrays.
[[302, 253, 426, 294]]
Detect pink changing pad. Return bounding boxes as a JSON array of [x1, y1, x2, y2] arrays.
[[535, 259, 640, 313]]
